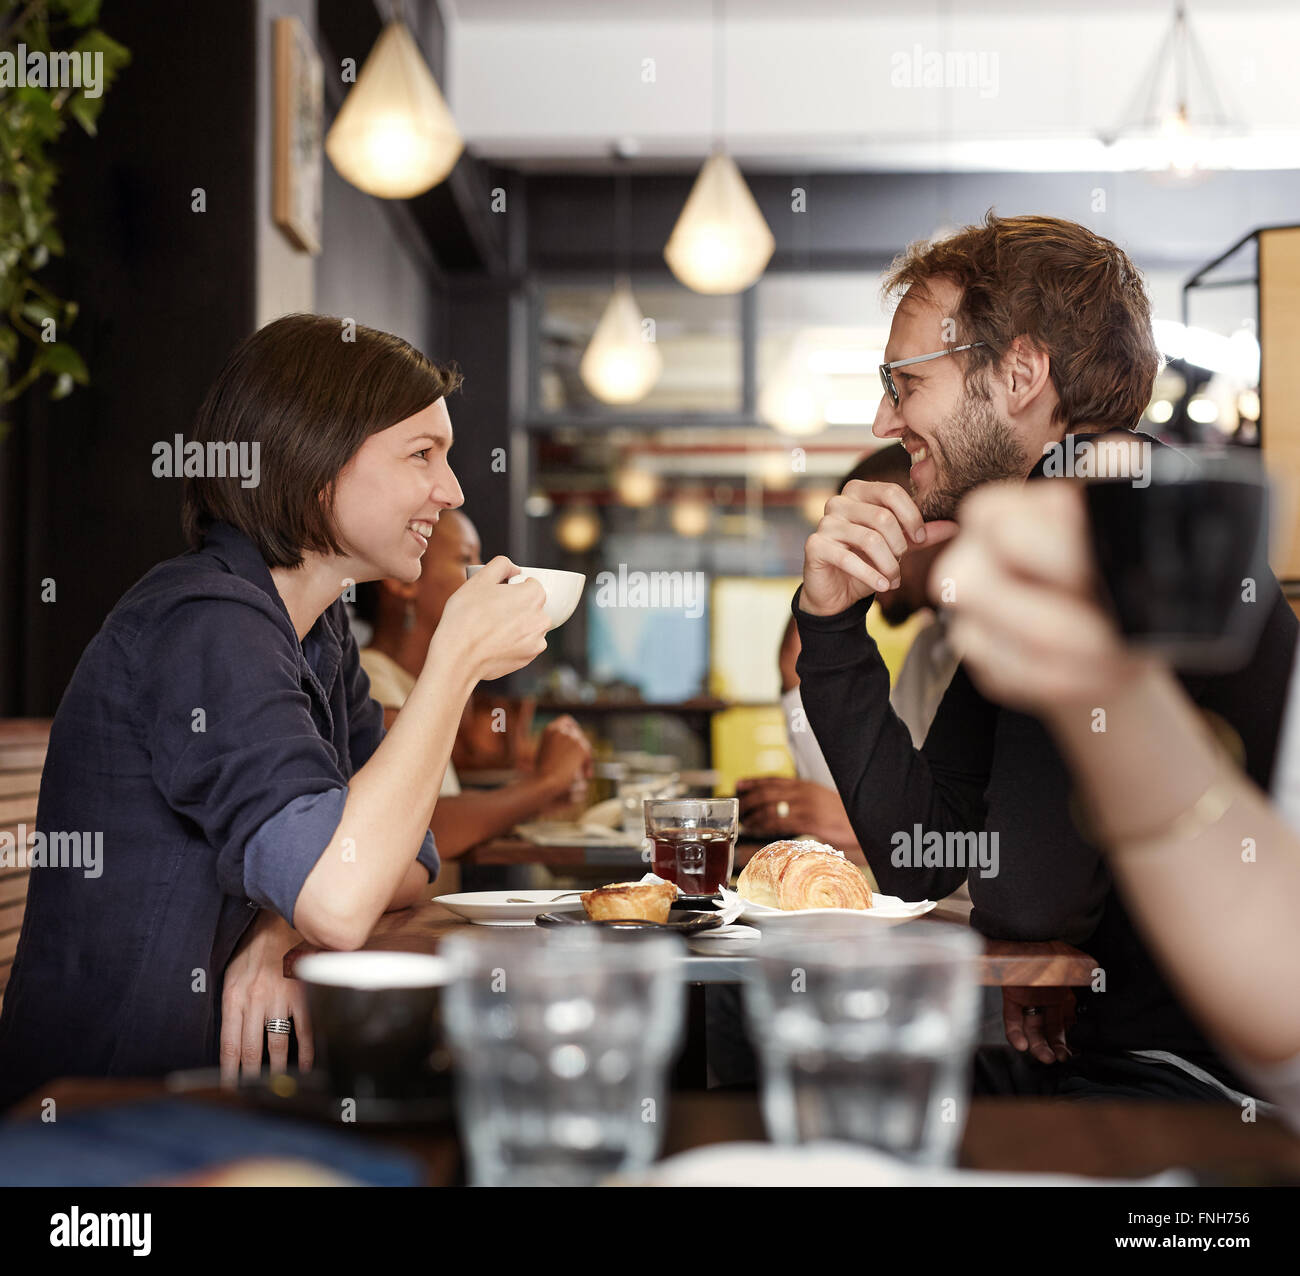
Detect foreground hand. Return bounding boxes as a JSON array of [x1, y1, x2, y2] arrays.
[[930, 481, 1152, 716], [1003, 985, 1076, 1064], [801, 480, 958, 617], [736, 776, 859, 849], [221, 910, 313, 1086]]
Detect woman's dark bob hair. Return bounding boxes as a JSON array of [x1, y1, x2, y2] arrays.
[[181, 313, 462, 568]]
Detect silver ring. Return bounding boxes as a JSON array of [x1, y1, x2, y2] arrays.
[[776, 800, 791, 819], [1022, 1007, 1045, 1018], [264, 1017, 293, 1035]]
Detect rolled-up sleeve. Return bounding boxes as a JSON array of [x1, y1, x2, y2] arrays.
[[133, 596, 351, 921], [417, 829, 439, 883], [244, 788, 347, 923]]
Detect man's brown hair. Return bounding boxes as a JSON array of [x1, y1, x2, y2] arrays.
[[883, 212, 1160, 432], [182, 313, 462, 568]]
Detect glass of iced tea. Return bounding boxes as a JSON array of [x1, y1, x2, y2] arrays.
[[644, 798, 739, 897]]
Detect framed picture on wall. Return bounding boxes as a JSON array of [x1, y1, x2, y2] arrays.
[[273, 16, 323, 255]]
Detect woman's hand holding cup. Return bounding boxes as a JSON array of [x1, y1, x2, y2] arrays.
[[434, 555, 550, 681]]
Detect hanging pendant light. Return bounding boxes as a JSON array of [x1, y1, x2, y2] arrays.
[[325, 21, 463, 199], [580, 282, 663, 406], [664, 0, 773, 294], [665, 152, 775, 295], [1101, 2, 1241, 179]]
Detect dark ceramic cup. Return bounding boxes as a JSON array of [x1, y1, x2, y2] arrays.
[[1084, 444, 1271, 673], [297, 951, 452, 1102]]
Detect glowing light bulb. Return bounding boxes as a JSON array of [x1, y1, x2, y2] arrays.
[[325, 23, 463, 199], [664, 153, 775, 294]]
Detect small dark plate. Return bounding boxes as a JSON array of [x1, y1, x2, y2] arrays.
[[534, 909, 725, 934], [672, 894, 721, 911]]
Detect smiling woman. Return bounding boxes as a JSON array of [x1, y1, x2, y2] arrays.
[[0, 313, 553, 1109]]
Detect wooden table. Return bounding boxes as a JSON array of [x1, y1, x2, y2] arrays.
[[286, 898, 1098, 988], [449, 839, 1095, 984], [9, 1077, 1300, 1185]]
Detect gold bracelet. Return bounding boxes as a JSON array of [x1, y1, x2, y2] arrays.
[[1107, 770, 1238, 856]]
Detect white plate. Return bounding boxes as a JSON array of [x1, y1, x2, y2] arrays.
[[721, 887, 936, 928], [436, 890, 586, 926]]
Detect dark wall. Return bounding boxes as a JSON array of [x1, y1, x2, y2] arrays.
[[442, 278, 514, 560], [0, 1, 260, 714], [525, 168, 1300, 275]]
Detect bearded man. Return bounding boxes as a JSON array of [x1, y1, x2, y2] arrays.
[[794, 213, 1297, 1101]]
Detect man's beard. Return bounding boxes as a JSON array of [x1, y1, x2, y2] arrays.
[[911, 386, 1031, 521]]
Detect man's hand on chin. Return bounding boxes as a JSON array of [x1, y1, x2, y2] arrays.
[[801, 479, 957, 617]]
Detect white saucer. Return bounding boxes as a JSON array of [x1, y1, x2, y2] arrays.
[[436, 890, 585, 926]]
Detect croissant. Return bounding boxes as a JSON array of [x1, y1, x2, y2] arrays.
[[775, 848, 872, 910], [737, 839, 870, 910]]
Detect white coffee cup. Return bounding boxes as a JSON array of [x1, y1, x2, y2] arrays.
[[465, 564, 586, 631]]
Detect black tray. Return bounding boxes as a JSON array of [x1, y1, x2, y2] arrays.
[[534, 909, 725, 935]]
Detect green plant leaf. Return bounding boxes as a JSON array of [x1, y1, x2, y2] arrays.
[[40, 343, 88, 382], [20, 298, 58, 326], [73, 29, 132, 74], [2, 5, 129, 409], [40, 343, 86, 381], [65, 0, 105, 26], [69, 92, 102, 136]]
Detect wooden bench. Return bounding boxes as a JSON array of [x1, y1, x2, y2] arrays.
[[0, 720, 51, 1011]]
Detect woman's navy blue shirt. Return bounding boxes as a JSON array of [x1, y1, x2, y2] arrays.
[[0, 521, 439, 1108]]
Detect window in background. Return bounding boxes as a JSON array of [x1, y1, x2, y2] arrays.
[[586, 581, 710, 704], [755, 272, 891, 437], [534, 283, 744, 419]]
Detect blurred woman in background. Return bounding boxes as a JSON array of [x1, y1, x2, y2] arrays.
[[356, 508, 592, 864]]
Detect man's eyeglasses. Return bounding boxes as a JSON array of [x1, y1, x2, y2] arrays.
[[879, 342, 986, 408]]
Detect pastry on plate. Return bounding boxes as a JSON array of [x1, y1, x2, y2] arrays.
[[581, 879, 677, 923], [737, 839, 872, 911]]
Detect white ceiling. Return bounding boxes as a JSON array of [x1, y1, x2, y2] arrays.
[[444, 1, 1300, 19], [438, 0, 1300, 172]]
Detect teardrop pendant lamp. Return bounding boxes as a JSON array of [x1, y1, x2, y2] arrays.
[[325, 21, 463, 199], [580, 282, 664, 405], [664, 152, 774, 295], [663, 0, 773, 293]]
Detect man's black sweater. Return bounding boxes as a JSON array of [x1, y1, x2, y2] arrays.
[[793, 470, 1298, 1090]]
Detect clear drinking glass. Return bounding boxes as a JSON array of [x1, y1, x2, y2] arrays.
[[440, 928, 685, 1187], [742, 921, 981, 1167], [643, 797, 738, 895]]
